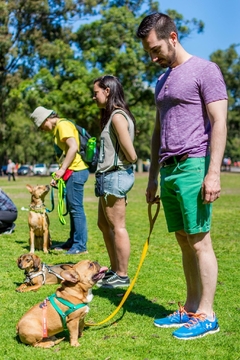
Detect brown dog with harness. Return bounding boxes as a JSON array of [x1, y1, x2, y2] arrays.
[[16, 260, 107, 348], [16, 253, 73, 292]]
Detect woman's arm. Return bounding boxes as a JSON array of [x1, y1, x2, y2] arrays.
[[112, 113, 137, 163], [55, 137, 78, 178]]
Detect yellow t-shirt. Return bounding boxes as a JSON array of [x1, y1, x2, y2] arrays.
[[53, 118, 88, 171]]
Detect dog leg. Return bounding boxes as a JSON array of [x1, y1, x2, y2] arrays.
[[43, 231, 49, 253], [42, 216, 49, 254], [78, 319, 85, 338], [34, 336, 65, 348], [29, 228, 35, 253], [68, 318, 82, 347], [16, 284, 41, 292]]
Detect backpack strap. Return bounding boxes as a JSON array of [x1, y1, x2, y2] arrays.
[[110, 110, 130, 169]]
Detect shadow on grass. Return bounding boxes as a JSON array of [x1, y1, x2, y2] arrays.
[[86, 287, 170, 329]]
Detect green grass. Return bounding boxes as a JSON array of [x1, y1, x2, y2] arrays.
[[0, 172, 240, 360]]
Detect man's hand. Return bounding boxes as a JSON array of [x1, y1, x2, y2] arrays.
[[146, 179, 158, 204], [202, 172, 221, 204]]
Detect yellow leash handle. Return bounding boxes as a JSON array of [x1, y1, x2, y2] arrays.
[[85, 196, 160, 327]]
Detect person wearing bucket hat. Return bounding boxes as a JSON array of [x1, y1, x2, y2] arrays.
[[30, 106, 89, 255], [31, 106, 54, 128]]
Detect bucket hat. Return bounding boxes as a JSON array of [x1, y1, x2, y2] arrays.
[[30, 106, 53, 128]]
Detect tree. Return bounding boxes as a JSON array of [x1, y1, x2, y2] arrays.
[[2, 1, 205, 164], [210, 45, 240, 161], [0, 0, 104, 164], [75, 5, 204, 159]]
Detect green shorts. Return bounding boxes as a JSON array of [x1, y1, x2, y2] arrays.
[[160, 156, 212, 234]]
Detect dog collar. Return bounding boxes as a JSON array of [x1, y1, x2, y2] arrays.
[[29, 204, 46, 214], [47, 294, 87, 329], [24, 269, 45, 284]]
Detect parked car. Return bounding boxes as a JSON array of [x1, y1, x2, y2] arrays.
[[17, 165, 33, 176], [33, 163, 48, 176], [48, 163, 59, 176]]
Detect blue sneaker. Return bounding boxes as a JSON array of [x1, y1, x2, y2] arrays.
[[172, 313, 220, 340], [154, 304, 193, 328]]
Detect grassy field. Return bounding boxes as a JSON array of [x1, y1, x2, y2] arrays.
[[0, 172, 239, 360]]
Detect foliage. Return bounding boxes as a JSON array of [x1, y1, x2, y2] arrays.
[[0, 172, 240, 359], [2, 0, 238, 165], [210, 45, 240, 161]]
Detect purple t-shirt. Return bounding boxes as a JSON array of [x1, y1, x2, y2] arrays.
[[155, 56, 228, 162]]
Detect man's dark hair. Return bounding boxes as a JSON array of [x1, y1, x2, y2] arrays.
[[137, 13, 178, 40]]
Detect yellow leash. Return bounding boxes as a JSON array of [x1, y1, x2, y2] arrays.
[[85, 197, 160, 327]]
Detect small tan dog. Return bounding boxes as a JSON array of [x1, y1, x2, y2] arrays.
[[16, 253, 74, 292], [26, 184, 51, 253], [16, 260, 107, 348]]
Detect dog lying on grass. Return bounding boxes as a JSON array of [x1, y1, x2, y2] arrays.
[[26, 184, 51, 253], [16, 253, 74, 292], [16, 260, 108, 348]]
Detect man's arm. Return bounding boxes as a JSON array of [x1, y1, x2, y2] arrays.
[[202, 99, 228, 203], [146, 109, 161, 203]]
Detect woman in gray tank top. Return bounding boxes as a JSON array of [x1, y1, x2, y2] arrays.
[[93, 75, 138, 289]]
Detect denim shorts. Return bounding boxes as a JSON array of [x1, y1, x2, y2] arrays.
[[103, 167, 134, 198], [160, 156, 212, 234]]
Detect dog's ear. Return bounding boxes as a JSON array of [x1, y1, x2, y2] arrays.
[[61, 269, 79, 283], [26, 184, 33, 193], [61, 264, 73, 270], [32, 254, 41, 270]]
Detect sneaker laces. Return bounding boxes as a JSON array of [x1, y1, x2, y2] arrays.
[[170, 302, 193, 319], [105, 273, 118, 283], [184, 313, 207, 328]]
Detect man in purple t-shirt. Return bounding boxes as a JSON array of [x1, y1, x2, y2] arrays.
[[137, 13, 228, 340]]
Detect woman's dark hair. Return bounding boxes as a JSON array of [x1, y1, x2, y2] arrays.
[[137, 12, 178, 40], [93, 75, 136, 133]]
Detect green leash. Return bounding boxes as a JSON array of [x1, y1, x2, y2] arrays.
[[50, 173, 68, 225], [46, 187, 55, 213]]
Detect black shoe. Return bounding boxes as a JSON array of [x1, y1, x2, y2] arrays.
[[96, 270, 115, 286], [1, 223, 16, 235], [52, 239, 73, 251], [96, 273, 130, 288]]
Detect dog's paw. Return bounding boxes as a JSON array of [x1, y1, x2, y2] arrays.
[[15, 285, 27, 292], [70, 340, 80, 347]]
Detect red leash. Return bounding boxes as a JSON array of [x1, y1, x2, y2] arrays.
[[41, 299, 48, 338]]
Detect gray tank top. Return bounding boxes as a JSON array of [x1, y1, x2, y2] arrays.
[[97, 109, 135, 173]]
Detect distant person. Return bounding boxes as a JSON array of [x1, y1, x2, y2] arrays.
[[93, 75, 137, 288], [30, 106, 89, 255], [6, 159, 16, 181], [137, 13, 228, 340], [222, 157, 231, 171], [0, 188, 18, 235]]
